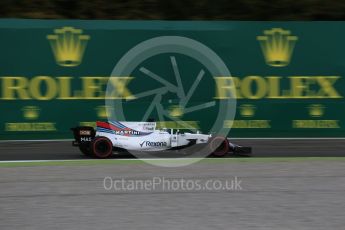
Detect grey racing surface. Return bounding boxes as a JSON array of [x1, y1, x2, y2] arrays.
[[1, 140, 345, 229], [1, 160, 345, 229], [0, 139, 345, 160]]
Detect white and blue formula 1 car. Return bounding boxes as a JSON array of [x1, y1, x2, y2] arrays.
[[71, 121, 252, 158]]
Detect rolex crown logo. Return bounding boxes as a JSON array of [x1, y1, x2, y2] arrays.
[[47, 27, 90, 67], [239, 104, 255, 118], [257, 28, 298, 67], [308, 104, 324, 118], [96, 105, 110, 119], [22, 106, 40, 120], [168, 105, 184, 118]]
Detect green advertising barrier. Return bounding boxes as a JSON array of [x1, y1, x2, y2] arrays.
[[0, 19, 344, 140]]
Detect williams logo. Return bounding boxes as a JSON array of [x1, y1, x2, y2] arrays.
[[257, 28, 298, 67], [47, 27, 90, 67], [139, 141, 167, 148]]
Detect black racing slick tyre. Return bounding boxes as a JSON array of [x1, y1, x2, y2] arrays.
[[79, 145, 92, 157], [91, 137, 113, 158], [209, 136, 229, 157]]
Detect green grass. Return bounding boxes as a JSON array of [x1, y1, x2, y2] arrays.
[[0, 157, 345, 167]]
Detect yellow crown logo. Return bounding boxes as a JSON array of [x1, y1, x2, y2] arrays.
[[22, 106, 40, 120], [168, 105, 184, 118], [95, 106, 110, 119], [308, 104, 324, 117], [47, 27, 90, 67], [239, 104, 256, 117], [257, 28, 298, 67]]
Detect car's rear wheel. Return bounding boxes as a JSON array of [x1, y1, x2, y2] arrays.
[[91, 137, 113, 158], [79, 144, 92, 157], [209, 136, 229, 157]]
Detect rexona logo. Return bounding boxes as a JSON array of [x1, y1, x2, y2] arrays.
[[139, 141, 168, 148], [47, 27, 90, 67], [257, 28, 298, 67]]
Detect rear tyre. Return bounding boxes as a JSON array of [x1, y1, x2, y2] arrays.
[[91, 137, 113, 158], [209, 136, 229, 157], [79, 144, 92, 157]]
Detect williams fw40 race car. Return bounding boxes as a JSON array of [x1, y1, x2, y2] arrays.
[[71, 121, 252, 158]]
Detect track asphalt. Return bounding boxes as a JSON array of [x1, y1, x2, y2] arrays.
[[0, 139, 344, 161], [1, 159, 344, 230], [1, 140, 345, 229]]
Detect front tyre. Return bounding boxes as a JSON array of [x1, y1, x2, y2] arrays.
[[91, 137, 113, 158], [208, 136, 229, 157]]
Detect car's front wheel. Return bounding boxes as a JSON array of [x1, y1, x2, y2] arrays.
[[91, 136, 113, 158], [208, 136, 229, 157]]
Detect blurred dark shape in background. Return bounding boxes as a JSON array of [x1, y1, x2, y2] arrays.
[[0, 0, 345, 20]]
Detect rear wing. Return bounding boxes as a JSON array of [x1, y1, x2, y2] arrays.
[[71, 126, 95, 146]]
